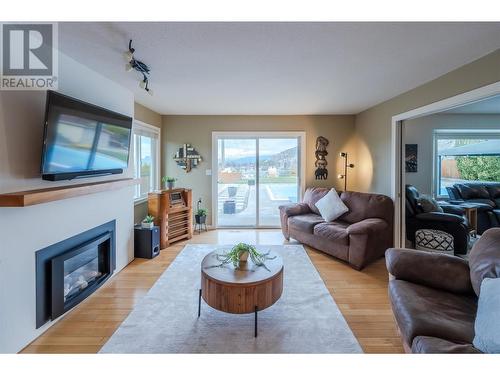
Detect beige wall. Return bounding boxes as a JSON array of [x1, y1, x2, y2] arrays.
[[134, 102, 162, 128], [133, 102, 162, 224], [162, 115, 356, 224], [404, 113, 500, 195], [354, 49, 500, 195]]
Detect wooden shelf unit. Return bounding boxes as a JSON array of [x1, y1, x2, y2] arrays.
[[147, 188, 193, 248], [0, 178, 137, 207]]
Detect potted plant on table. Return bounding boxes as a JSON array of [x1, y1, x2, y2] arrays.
[[195, 208, 208, 225], [162, 176, 177, 190], [141, 215, 155, 229], [208, 243, 276, 271]]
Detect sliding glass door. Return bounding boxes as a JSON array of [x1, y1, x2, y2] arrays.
[[213, 132, 304, 228], [258, 138, 299, 226], [216, 138, 257, 227]]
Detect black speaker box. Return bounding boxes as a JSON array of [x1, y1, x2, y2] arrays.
[[134, 225, 160, 259]]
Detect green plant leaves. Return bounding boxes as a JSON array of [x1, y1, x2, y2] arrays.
[[456, 156, 500, 182]]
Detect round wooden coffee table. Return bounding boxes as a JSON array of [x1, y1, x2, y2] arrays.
[[198, 249, 284, 337]]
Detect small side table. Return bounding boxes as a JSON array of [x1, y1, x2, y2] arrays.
[[199, 250, 283, 337], [460, 204, 478, 237]]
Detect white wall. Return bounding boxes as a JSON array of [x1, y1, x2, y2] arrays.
[[0, 52, 135, 353], [404, 113, 500, 195]]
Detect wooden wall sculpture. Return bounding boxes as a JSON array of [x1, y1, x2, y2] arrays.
[[314, 136, 329, 180]]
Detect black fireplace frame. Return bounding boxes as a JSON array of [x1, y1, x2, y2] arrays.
[[51, 232, 112, 320], [35, 220, 116, 328]]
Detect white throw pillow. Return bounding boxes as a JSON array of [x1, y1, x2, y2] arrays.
[[473, 277, 500, 353], [314, 188, 349, 222]]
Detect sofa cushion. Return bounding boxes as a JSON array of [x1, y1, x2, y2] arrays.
[[302, 187, 330, 215], [412, 336, 482, 354], [288, 213, 324, 234], [486, 185, 500, 200], [389, 280, 477, 346], [314, 188, 349, 222], [456, 184, 491, 200], [446, 186, 461, 200], [468, 228, 500, 296], [313, 221, 349, 245], [473, 278, 500, 353], [339, 191, 394, 225]]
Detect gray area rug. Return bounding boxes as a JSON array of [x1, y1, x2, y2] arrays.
[[100, 244, 362, 353]]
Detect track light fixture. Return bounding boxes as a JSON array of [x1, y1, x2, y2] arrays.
[[124, 39, 153, 95]]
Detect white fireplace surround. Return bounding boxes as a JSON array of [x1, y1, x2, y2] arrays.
[[0, 51, 135, 353]]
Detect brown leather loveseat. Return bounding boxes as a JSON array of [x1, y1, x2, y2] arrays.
[[279, 187, 394, 270], [386, 228, 500, 353]]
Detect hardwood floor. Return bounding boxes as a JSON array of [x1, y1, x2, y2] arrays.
[[21, 229, 403, 354]]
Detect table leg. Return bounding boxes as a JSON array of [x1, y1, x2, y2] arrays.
[[254, 306, 258, 337], [198, 289, 202, 317]]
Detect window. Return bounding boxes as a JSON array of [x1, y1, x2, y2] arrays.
[[133, 121, 160, 201], [433, 130, 500, 198]]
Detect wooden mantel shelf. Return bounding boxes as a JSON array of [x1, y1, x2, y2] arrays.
[[0, 178, 138, 207]]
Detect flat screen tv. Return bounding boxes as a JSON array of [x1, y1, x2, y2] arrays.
[[41, 91, 133, 181]]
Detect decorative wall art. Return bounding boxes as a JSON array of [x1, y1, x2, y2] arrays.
[[405, 144, 418, 173], [174, 144, 202, 173], [314, 136, 329, 180]]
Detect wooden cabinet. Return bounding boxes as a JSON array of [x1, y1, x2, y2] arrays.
[[147, 188, 193, 249]]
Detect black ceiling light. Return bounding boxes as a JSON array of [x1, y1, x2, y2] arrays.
[[124, 39, 153, 96]]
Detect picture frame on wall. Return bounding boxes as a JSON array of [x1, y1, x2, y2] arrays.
[[405, 144, 418, 173]]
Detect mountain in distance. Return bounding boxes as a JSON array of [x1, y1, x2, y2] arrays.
[[225, 147, 297, 165]]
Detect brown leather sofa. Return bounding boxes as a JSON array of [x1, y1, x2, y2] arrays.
[[279, 187, 394, 270], [386, 228, 500, 353]]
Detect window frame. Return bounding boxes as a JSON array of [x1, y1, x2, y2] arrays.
[[132, 120, 161, 204], [433, 129, 500, 199]]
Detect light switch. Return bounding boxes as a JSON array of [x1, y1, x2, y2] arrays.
[[206, 169, 212, 176]]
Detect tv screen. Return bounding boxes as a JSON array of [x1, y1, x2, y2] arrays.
[[41, 91, 132, 180]]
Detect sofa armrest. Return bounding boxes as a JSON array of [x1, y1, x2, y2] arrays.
[[458, 202, 495, 213], [346, 218, 393, 270], [279, 203, 311, 217], [416, 212, 464, 223], [278, 203, 311, 240], [385, 248, 473, 294], [440, 205, 465, 216]]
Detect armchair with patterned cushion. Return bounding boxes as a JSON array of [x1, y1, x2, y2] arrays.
[[405, 185, 470, 255]]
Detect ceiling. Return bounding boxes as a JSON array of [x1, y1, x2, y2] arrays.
[[443, 94, 500, 114], [58, 22, 500, 115]]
